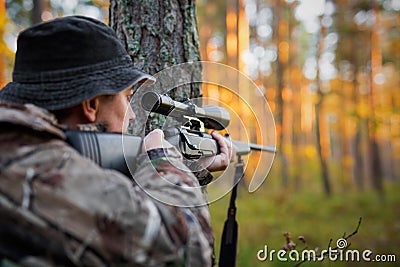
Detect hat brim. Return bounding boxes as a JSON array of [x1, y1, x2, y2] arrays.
[[0, 57, 155, 111]]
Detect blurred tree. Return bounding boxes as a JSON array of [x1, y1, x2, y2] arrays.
[[31, 0, 44, 24], [0, 0, 10, 87], [109, 0, 202, 135], [335, 0, 385, 193], [315, 15, 332, 196], [197, 0, 226, 63], [369, 0, 384, 194], [335, 0, 372, 190], [273, 0, 290, 187], [5, 0, 32, 27], [334, 1, 361, 189], [5, 0, 108, 27]]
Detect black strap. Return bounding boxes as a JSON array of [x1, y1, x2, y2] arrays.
[[219, 156, 243, 267]]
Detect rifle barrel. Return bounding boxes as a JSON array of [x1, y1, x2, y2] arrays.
[[231, 140, 276, 155], [248, 143, 276, 153]]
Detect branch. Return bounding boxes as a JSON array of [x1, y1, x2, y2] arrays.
[[293, 217, 362, 267]]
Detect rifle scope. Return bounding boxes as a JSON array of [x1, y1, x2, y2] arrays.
[[141, 92, 230, 130]]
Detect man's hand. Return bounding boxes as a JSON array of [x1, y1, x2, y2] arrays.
[[143, 129, 235, 173], [198, 131, 236, 172], [142, 129, 173, 152]]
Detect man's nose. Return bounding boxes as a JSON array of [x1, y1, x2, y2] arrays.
[[128, 106, 136, 120]]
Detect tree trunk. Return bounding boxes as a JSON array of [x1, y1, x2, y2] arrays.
[[109, 0, 202, 135], [368, 1, 384, 195], [273, 0, 290, 187], [31, 0, 45, 25], [315, 17, 332, 196]]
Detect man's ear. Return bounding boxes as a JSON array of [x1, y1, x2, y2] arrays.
[[81, 97, 100, 122]]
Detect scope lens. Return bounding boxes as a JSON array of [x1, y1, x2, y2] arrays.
[[141, 92, 161, 111]]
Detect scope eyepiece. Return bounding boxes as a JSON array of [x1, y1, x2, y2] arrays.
[[141, 91, 162, 112]]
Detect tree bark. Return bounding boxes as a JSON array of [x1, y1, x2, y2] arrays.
[[109, 0, 202, 135]]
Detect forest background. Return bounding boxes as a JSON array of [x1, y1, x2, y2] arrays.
[[0, 0, 399, 266]]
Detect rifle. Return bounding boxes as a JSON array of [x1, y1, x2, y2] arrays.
[[141, 92, 276, 157], [66, 92, 276, 267], [66, 92, 275, 174]]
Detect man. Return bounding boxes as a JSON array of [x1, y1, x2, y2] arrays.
[[0, 16, 232, 266]]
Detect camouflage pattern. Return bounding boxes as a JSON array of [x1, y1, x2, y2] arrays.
[[0, 102, 214, 266]]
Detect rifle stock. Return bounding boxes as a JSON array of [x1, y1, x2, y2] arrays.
[[65, 131, 142, 177], [66, 129, 276, 177]]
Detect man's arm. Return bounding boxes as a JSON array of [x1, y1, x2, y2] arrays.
[[0, 134, 213, 266], [43, 138, 213, 266]]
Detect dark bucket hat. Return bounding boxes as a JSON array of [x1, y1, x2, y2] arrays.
[[0, 16, 154, 110]]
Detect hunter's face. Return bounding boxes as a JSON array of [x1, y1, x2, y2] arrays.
[[96, 87, 135, 133]]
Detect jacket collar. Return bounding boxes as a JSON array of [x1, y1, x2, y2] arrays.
[[0, 101, 66, 139]]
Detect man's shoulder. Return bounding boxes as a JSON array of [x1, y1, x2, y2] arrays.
[[0, 101, 65, 139]]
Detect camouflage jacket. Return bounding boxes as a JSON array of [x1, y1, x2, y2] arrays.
[[0, 102, 214, 267]]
